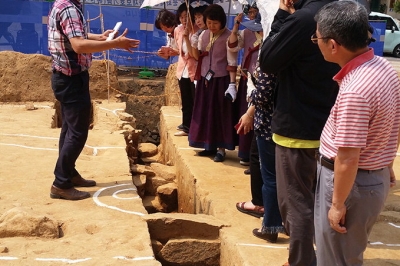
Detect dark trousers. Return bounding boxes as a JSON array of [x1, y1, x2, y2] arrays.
[[257, 137, 283, 232], [178, 77, 195, 133], [276, 144, 317, 266], [249, 133, 263, 206], [51, 71, 91, 189], [236, 77, 253, 160]]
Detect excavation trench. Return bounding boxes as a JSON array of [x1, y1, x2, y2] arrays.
[[120, 73, 226, 266], [125, 125, 225, 266]]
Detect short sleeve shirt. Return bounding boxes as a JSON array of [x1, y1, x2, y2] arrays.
[[48, 0, 92, 76], [320, 49, 400, 170]]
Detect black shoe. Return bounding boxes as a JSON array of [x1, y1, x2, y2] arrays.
[[176, 124, 184, 131], [244, 168, 251, 175], [197, 149, 217, 156], [252, 228, 278, 243], [213, 152, 226, 162]]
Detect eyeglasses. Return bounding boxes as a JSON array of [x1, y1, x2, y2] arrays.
[[311, 33, 333, 44]]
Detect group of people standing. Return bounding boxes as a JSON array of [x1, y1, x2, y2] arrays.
[[47, 0, 399, 265], [155, 2, 261, 164], [156, 0, 400, 265]]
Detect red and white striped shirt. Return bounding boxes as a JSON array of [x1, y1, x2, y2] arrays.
[[320, 49, 400, 170]]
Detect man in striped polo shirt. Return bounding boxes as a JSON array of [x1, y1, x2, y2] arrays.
[[313, 1, 400, 264], [48, 0, 139, 200]]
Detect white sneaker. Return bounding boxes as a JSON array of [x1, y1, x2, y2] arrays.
[[240, 159, 250, 166], [174, 131, 188, 136]]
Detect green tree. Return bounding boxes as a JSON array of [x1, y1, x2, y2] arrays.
[[394, 0, 400, 13]]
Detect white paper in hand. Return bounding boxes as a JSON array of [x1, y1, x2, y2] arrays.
[[106, 21, 122, 41]]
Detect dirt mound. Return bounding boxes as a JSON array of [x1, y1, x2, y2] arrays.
[[0, 207, 59, 239], [0, 51, 119, 102]]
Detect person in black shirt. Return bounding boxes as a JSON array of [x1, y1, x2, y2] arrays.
[[258, 0, 340, 264]]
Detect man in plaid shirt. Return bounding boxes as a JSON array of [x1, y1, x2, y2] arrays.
[[48, 0, 139, 200]]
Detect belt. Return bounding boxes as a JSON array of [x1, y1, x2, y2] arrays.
[[315, 150, 384, 173], [315, 150, 334, 171], [52, 69, 88, 75]]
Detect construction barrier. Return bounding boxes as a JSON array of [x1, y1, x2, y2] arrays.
[[0, 0, 245, 69]]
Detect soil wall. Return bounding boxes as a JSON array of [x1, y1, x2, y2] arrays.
[[0, 51, 119, 102]]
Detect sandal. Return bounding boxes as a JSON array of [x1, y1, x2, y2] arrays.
[[236, 201, 264, 218]]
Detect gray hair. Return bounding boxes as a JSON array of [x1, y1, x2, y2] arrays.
[[314, 0, 370, 51]]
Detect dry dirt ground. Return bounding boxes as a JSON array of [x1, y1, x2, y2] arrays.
[[0, 101, 160, 266], [0, 51, 164, 266]]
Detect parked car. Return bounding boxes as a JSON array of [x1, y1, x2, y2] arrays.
[[369, 11, 400, 57]]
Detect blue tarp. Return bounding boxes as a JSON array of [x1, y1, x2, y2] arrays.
[[369, 21, 386, 56], [0, 0, 178, 68], [0, 1, 388, 69], [0, 0, 244, 69], [85, 6, 176, 68]]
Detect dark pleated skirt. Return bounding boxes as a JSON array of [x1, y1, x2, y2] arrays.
[[189, 75, 238, 151], [234, 76, 253, 159]]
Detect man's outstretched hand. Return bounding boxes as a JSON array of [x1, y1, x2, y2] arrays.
[[115, 29, 140, 53]]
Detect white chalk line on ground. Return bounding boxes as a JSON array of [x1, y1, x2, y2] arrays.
[[237, 243, 287, 249], [178, 144, 399, 155], [178, 147, 205, 151], [35, 258, 91, 263], [0, 185, 149, 262], [0, 256, 18, 260], [112, 188, 140, 200], [389, 222, 400, 229], [0, 104, 121, 114], [113, 256, 155, 261], [84, 144, 125, 156], [0, 143, 58, 151], [178, 147, 240, 152], [0, 133, 58, 140], [93, 183, 145, 216], [34, 105, 52, 109], [0, 256, 155, 263], [0, 133, 58, 151], [239, 222, 400, 250], [0, 133, 124, 155], [98, 107, 124, 116], [369, 242, 400, 247], [368, 223, 400, 246], [0, 104, 52, 109], [164, 114, 182, 118]]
